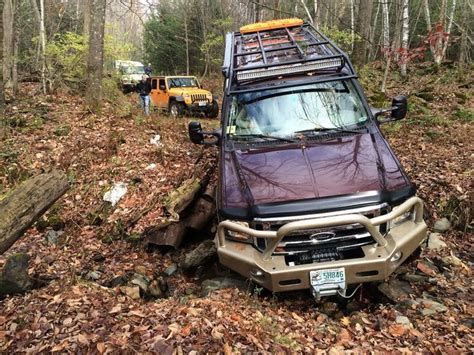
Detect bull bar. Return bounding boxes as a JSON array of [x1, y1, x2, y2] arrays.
[[216, 196, 427, 293]]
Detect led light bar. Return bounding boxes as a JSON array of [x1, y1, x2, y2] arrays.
[[236, 58, 343, 82]]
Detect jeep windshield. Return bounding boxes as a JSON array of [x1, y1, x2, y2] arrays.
[[227, 80, 369, 139], [123, 66, 145, 74], [168, 77, 199, 88]]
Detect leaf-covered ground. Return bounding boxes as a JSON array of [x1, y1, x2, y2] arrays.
[[0, 64, 473, 352]]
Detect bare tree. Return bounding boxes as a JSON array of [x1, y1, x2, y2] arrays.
[[400, 0, 409, 76], [85, 0, 106, 113], [382, 0, 390, 54], [0, 0, 5, 121], [353, 0, 374, 65], [2, 0, 13, 89]]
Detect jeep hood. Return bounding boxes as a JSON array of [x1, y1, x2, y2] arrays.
[[221, 131, 411, 213], [168, 87, 211, 96]]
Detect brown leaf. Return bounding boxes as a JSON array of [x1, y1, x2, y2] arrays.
[[389, 324, 408, 337], [223, 343, 233, 355], [97, 342, 106, 353], [291, 312, 304, 322], [417, 261, 437, 276], [211, 327, 224, 340]]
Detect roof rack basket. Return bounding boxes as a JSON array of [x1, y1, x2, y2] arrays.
[[222, 20, 352, 87]]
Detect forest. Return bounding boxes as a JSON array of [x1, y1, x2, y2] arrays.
[[0, 0, 473, 352]]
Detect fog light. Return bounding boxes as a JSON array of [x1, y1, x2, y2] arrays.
[[391, 250, 402, 263]]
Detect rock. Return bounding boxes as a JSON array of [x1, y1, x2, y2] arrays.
[[433, 218, 451, 232], [401, 273, 428, 284], [87, 271, 102, 281], [148, 280, 164, 298], [92, 253, 106, 262], [45, 230, 63, 245], [108, 275, 128, 288], [201, 277, 245, 296], [395, 299, 420, 312], [460, 318, 474, 329], [395, 315, 413, 328], [134, 265, 147, 275], [0, 253, 33, 296], [377, 279, 413, 302], [164, 264, 178, 276], [418, 299, 448, 316], [181, 240, 217, 270], [130, 273, 150, 293], [320, 302, 339, 317], [416, 260, 439, 276], [121, 286, 141, 300], [345, 300, 363, 313], [427, 233, 447, 250]]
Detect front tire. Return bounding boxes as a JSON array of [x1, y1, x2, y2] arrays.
[[169, 101, 184, 118]]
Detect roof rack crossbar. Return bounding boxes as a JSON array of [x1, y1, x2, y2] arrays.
[[285, 27, 305, 58], [256, 32, 268, 65]]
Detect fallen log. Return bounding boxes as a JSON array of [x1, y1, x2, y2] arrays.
[[145, 185, 216, 248], [0, 170, 70, 254]]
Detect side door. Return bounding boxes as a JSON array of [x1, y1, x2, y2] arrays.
[[156, 78, 169, 108], [150, 78, 159, 107]]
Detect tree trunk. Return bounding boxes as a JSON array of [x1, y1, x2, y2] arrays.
[[0, 170, 69, 255], [441, 0, 456, 59], [85, 0, 106, 113], [400, 0, 409, 76], [434, 0, 447, 66], [39, 0, 47, 94], [300, 0, 313, 24], [2, 0, 13, 89], [83, 0, 90, 36], [0, 0, 5, 123], [353, 0, 374, 65], [350, 0, 355, 51], [11, 0, 19, 96], [313, 0, 319, 28], [382, 0, 390, 55]]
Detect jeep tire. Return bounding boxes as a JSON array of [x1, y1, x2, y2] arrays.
[[169, 101, 185, 118], [206, 101, 219, 118]]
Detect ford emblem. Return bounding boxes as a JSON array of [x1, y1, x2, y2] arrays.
[[309, 231, 336, 241]]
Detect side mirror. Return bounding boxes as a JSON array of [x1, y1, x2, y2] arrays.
[[188, 121, 204, 144], [188, 121, 220, 145], [391, 95, 407, 120], [374, 95, 408, 123]]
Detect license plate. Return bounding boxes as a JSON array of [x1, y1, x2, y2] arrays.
[[310, 268, 345, 286], [198, 101, 207, 106]]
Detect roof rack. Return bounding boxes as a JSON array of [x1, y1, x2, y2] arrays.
[[222, 19, 354, 89]]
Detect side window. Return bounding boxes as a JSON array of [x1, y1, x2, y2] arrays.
[[159, 79, 166, 91], [151, 79, 157, 90]]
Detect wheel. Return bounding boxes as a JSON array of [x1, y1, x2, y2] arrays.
[[169, 101, 184, 118], [206, 101, 219, 118]]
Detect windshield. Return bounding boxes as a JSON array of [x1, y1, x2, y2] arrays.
[[123, 65, 145, 74], [168, 77, 199, 88], [227, 80, 369, 138]]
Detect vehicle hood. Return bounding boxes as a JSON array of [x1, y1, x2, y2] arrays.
[[168, 87, 211, 96], [122, 74, 143, 83], [221, 131, 410, 210]]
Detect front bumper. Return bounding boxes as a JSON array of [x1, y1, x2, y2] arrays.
[[216, 196, 427, 293]]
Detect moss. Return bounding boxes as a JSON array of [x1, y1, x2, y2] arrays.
[[54, 124, 71, 136], [125, 233, 143, 243]]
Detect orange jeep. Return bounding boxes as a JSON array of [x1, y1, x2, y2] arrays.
[[149, 76, 219, 118]]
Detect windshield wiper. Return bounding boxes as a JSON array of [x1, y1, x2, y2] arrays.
[[294, 127, 363, 135], [231, 134, 297, 143]]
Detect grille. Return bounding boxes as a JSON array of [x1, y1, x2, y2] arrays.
[[253, 204, 388, 265], [191, 94, 208, 102]]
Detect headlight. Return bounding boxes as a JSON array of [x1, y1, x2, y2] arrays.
[[226, 221, 253, 244], [389, 206, 414, 229]]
